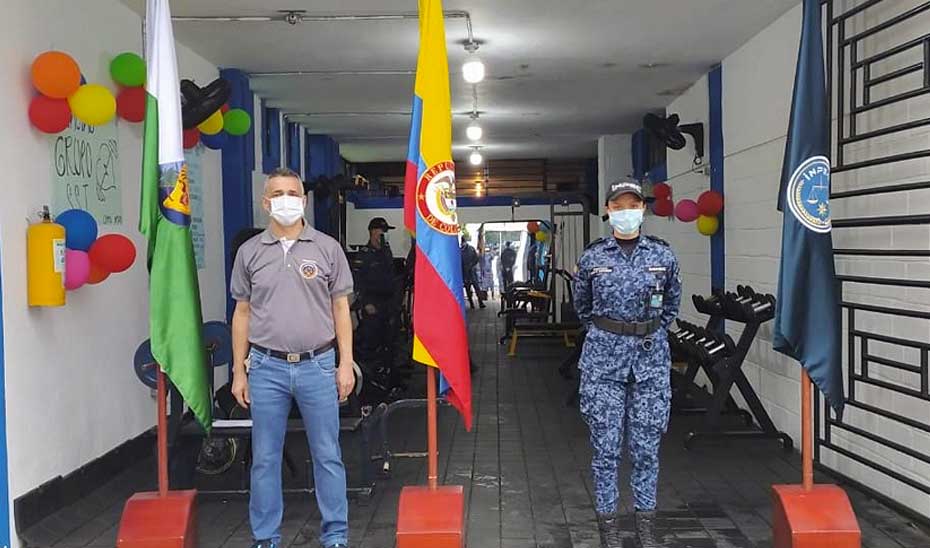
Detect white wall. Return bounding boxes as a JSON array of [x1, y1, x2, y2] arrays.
[[597, 134, 633, 240], [0, 0, 226, 543], [721, 2, 930, 517]]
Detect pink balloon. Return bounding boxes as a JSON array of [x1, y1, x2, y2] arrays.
[[65, 249, 91, 290], [675, 199, 700, 222]]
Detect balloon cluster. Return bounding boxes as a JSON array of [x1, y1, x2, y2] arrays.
[[650, 183, 724, 236], [55, 209, 137, 290], [29, 51, 109, 132], [28, 50, 252, 148], [526, 221, 550, 242]]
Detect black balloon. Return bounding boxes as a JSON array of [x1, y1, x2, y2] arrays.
[[180, 78, 231, 129]]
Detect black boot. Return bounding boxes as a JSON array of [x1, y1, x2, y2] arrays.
[[634, 510, 661, 548], [596, 513, 623, 548]]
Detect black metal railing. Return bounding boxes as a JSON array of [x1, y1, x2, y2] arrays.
[[816, 0, 930, 523]]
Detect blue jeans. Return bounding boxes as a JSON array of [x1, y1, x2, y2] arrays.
[[248, 348, 348, 547]]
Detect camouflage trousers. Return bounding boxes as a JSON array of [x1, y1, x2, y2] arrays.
[[579, 372, 671, 514]]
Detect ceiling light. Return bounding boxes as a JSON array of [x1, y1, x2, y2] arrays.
[[469, 149, 483, 166], [466, 121, 483, 141], [462, 43, 485, 84]]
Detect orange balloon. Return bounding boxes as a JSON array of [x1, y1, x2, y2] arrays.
[[87, 263, 110, 284], [32, 51, 81, 98]]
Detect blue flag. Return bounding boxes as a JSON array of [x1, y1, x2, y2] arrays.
[[774, 0, 844, 417]]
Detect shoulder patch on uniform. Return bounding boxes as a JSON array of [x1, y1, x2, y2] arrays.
[[584, 237, 607, 250], [644, 235, 670, 247]]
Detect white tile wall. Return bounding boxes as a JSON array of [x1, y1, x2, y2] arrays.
[[644, 1, 930, 518]]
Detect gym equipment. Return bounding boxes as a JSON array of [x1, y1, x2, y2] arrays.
[[683, 285, 793, 450], [27, 207, 66, 307], [133, 339, 158, 390]]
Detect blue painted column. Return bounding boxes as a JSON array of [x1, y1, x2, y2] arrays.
[[709, 65, 726, 330], [307, 135, 343, 237], [219, 68, 255, 321], [0, 239, 10, 548]]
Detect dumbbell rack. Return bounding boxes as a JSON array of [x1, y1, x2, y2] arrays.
[[682, 286, 793, 451], [671, 289, 750, 423], [670, 318, 752, 426]]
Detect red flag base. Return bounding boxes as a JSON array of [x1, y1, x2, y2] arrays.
[[117, 490, 198, 548], [396, 486, 465, 548], [772, 484, 860, 548]]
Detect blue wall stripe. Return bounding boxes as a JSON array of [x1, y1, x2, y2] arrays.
[[261, 103, 281, 174], [220, 68, 255, 321], [709, 65, 726, 293], [0, 236, 11, 548], [286, 122, 301, 173]]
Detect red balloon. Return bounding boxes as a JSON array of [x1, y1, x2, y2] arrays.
[[89, 234, 136, 273], [652, 198, 674, 217], [220, 103, 230, 113], [117, 87, 146, 123], [183, 127, 200, 149], [29, 95, 72, 133], [526, 221, 539, 234], [652, 183, 671, 200], [87, 263, 110, 284], [698, 190, 724, 216]]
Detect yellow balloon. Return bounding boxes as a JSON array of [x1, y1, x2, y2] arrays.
[[68, 84, 116, 126], [198, 110, 224, 135], [697, 215, 719, 236]]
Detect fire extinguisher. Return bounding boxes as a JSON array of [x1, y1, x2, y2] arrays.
[[27, 206, 66, 307]]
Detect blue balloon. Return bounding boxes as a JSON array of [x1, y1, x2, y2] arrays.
[[200, 131, 228, 150], [56, 209, 98, 251]]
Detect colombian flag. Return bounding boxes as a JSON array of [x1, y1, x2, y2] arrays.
[[403, 0, 473, 430], [139, 0, 211, 432]]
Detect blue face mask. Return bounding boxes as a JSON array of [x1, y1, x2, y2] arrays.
[[608, 208, 644, 235]]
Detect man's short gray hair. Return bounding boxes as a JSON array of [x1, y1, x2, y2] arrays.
[[264, 167, 304, 194]]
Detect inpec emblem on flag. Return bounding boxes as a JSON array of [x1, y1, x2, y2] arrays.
[[416, 161, 459, 235], [160, 163, 192, 224], [787, 155, 831, 234]]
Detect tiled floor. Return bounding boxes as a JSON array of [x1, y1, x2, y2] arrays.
[[21, 304, 930, 547]]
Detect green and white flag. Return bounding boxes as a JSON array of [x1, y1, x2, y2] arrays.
[[139, 0, 211, 432]]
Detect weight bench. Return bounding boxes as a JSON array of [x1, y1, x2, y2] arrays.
[[178, 403, 385, 500], [507, 321, 581, 356]]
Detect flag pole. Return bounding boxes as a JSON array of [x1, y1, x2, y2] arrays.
[[426, 365, 439, 490], [157, 367, 169, 497], [801, 369, 813, 491]]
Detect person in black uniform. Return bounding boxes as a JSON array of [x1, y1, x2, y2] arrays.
[[500, 241, 517, 292], [355, 217, 403, 394], [460, 236, 484, 309]]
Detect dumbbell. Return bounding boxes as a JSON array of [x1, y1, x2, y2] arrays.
[[692, 292, 725, 317], [722, 291, 755, 321], [734, 286, 776, 320]]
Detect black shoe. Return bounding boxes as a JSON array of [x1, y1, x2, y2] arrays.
[[634, 510, 661, 548], [597, 513, 623, 548], [479, 302, 486, 309]]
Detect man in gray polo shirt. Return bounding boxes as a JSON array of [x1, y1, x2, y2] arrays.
[[230, 167, 355, 548]]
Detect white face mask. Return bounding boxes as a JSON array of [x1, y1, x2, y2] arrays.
[[268, 195, 305, 226]]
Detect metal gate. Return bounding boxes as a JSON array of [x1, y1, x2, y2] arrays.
[[817, 0, 930, 521]]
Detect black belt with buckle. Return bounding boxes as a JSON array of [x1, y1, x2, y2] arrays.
[[592, 316, 661, 337], [251, 340, 336, 363]]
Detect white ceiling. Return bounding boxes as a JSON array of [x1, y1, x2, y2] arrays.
[[122, 0, 799, 163]]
